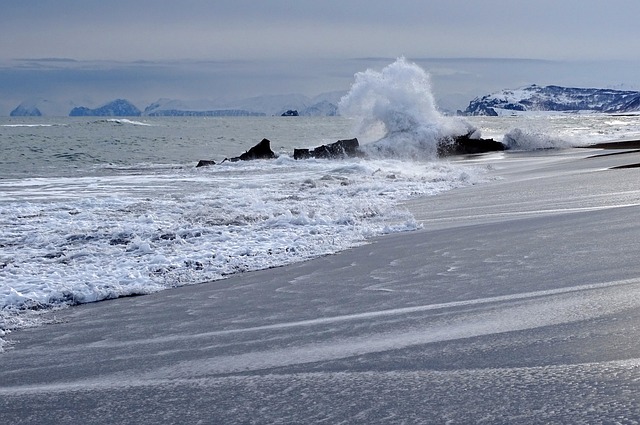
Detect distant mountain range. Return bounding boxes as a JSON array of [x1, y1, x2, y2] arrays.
[[463, 84, 640, 115], [9, 91, 345, 117], [9, 85, 640, 117]]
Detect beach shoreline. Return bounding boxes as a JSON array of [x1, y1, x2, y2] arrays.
[[2, 144, 640, 423]]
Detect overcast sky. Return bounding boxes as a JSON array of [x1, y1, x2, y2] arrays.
[[2, 0, 640, 114]]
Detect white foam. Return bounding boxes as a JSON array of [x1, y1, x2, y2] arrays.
[[105, 119, 152, 126], [0, 156, 486, 345], [0, 124, 55, 127], [503, 127, 574, 150]]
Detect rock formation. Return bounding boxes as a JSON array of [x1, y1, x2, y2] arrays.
[[196, 134, 506, 168], [293, 138, 361, 159], [437, 133, 505, 156], [231, 138, 277, 161], [196, 138, 277, 167]]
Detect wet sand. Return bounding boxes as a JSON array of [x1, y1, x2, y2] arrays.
[[2, 145, 640, 424]]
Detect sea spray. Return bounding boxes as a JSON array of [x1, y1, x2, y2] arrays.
[[503, 127, 574, 150], [339, 57, 476, 160]]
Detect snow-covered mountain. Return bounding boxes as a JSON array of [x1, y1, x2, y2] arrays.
[[141, 91, 345, 117], [300, 91, 344, 116], [70, 99, 142, 117], [9, 99, 78, 117], [142, 99, 264, 116], [299, 100, 338, 116], [464, 85, 640, 115], [223, 94, 310, 116], [10, 103, 42, 117]]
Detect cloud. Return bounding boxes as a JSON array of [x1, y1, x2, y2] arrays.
[[3, 1, 640, 62]]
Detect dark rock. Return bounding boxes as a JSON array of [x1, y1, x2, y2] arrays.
[[294, 138, 361, 159], [233, 138, 277, 161], [281, 110, 299, 116], [293, 148, 311, 159], [437, 133, 506, 156], [195, 160, 216, 168], [196, 139, 277, 167]]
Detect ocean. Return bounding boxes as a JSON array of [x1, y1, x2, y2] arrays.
[[2, 59, 640, 348], [0, 115, 475, 336]]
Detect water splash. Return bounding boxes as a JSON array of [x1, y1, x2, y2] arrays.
[[339, 58, 475, 160], [503, 128, 574, 150]]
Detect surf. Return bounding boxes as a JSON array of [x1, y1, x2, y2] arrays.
[[339, 57, 477, 160]]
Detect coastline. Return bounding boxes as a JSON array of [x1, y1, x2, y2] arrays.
[[587, 139, 640, 149], [2, 144, 640, 423]]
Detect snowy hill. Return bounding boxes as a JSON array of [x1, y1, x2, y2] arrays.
[[69, 99, 142, 117], [464, 85, 640, 115], [10, 104, 42, 117], [143, 91, 345, 117], [300, 91, 345, 116], [9, 99, 77, 117], [223, 93, 311, 116], [142, 99, 264, 116], [223, 91, 345, 116], [299, 100, 338, 116]]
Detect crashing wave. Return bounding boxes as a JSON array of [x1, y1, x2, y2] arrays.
[[338, 58, 477, 160]]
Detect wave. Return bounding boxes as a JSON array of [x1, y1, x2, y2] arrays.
[[338, 57, 476, 160], [90, 118, 152, 126], [503, 128, 574, 150], [106, 118, 152, 126], [1, 124, 56, 128]]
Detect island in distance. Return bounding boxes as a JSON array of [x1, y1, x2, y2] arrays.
[[8, 85, 640, 117], [462, 84, 640, 116], [9, 92, 344, 117]]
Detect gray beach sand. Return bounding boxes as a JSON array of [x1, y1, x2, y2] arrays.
[[2, 145, 640, 424]]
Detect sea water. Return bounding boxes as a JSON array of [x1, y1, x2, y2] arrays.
[[2, 58, 640, 349]]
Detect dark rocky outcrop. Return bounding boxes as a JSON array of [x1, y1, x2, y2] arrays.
[[281, 110, 299, 116], [232, 138, 277, 161], [196, 138, 277, 167], [294, 138, 361, 160], [197, 134, 505, 168], [195, 160, 216, 168], [437, 133, 506, 156]]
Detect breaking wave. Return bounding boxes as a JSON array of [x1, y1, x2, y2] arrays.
[[503, 128, 574, 150], [103, 119, 152, 126], [338, 57, 475, 160]]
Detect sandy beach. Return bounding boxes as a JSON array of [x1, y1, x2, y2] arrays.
[[2, 143, 640, 424]]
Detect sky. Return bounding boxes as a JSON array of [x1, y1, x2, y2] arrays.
[[2, 0, 640, 115]]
